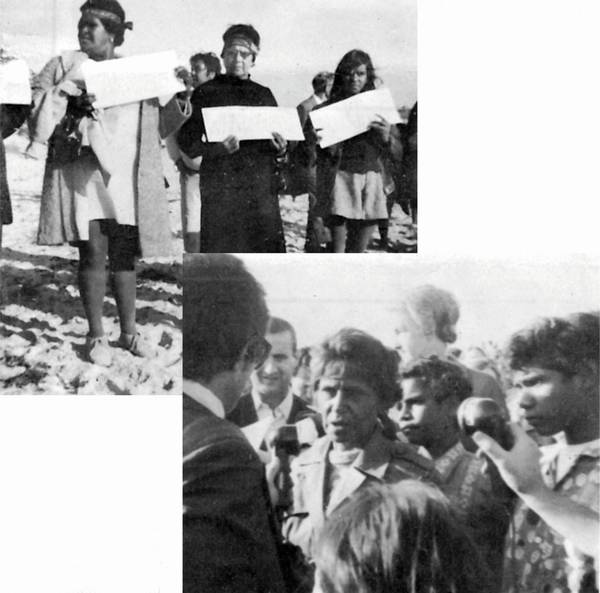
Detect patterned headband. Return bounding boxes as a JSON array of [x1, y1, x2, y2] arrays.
[[82, 8, 133, 30], [222, 36, 259, 55]]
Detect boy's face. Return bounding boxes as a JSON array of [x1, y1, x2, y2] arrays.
[[513, 365, 595, 440], [392, 378, 455, 450]]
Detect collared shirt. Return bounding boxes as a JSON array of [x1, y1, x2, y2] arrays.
[[503, 438, 600, 593], [183, 379, 225, 419], [551, 438, 600, 485], [434, 441, 486, 514], [251, 388, 293, 422]]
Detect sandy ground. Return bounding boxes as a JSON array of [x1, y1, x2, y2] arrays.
[[0, 130, 416, 394]]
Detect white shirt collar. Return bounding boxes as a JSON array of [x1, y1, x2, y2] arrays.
[[251, 388, 294, 421], [183, 379, 225, 419], [313, 94, 325, 105], [541, 437, 600, 485]]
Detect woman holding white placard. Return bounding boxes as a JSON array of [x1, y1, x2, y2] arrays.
[[27, 0, 188, 366], [307, 50, 403, 253], [177, 24, 287, 253]]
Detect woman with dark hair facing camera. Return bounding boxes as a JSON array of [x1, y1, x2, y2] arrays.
[[27, 0, 189, 366], [306, 50, 403, 253], [275, 328, 437, 566]]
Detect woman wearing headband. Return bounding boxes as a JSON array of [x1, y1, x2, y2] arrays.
[[27, 0, 188, 367], [178, 24, 287, 253]]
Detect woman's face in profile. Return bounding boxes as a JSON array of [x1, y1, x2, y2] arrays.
[[343, 63, 368, 96], [394, 310, 429, 364], [78, 14, 113, 59]]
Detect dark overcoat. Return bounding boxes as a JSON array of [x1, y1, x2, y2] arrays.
[[178, 74, 285, 253]]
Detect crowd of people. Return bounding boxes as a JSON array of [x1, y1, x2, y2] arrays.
[[183, 254, 599, 593], [1, 0, 417, 260], [0, 0, 418, 365]]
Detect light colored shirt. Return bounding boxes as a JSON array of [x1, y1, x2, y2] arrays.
[[552, 438, 600, 484], [251, 388, 293, 422], [183, 379, 225, 419]]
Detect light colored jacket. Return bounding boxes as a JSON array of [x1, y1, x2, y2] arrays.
[[28, 51, 189, 257], [283, 427, 437, 559]]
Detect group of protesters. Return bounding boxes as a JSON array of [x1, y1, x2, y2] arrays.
[[0, 0, 417, 365], [183, 253, 599, 593]]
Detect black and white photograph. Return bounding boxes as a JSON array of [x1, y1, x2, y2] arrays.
[[1, 0, 416, 392], [1, 0, 600, 592], [183, 253, 599, 593]]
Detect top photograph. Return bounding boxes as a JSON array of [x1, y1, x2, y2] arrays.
[[1, 0, 417, 255]]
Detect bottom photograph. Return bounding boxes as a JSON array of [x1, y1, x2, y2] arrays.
[[182, 254, 599, 593]]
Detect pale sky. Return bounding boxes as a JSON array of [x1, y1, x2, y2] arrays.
[[241, 255, 600, 351], [1, 0, 417, 107]]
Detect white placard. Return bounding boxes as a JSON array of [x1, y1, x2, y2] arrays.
[[81, 50, 185, 108], [0, 58, 31, 105], [309, 87, 401, 148], [202, 106, 305, 142]]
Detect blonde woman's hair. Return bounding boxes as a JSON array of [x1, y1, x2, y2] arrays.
[[402, 285, 460, 344]]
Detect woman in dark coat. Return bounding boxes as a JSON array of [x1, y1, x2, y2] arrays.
[[178, 24, 287, 253]]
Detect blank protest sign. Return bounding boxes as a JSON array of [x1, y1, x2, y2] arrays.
[[309, 88, 401, 148], [81, 50, 185, 108], [202, 106, 305, 142]]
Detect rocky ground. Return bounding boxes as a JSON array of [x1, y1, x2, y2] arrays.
[[0, 131, 416, 394]]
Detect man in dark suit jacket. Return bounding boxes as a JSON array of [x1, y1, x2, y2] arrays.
[[183, 254, 286, 593], [227, 316, 313, 429]]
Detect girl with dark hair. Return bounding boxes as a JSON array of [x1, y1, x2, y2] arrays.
[[27, 0, 189, 366], [308, 49, 403, 252], [314, 481, 492, 593]]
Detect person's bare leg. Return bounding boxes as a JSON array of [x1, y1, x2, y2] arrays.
[[78, 220, 108, 338], [112, 270, 137, 336], [109, 229, 155, 358], [332, 223, 347, 253], [351, 224, 376, 253]]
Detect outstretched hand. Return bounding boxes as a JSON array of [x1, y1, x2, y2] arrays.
[[472, 422, 544, 496]]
